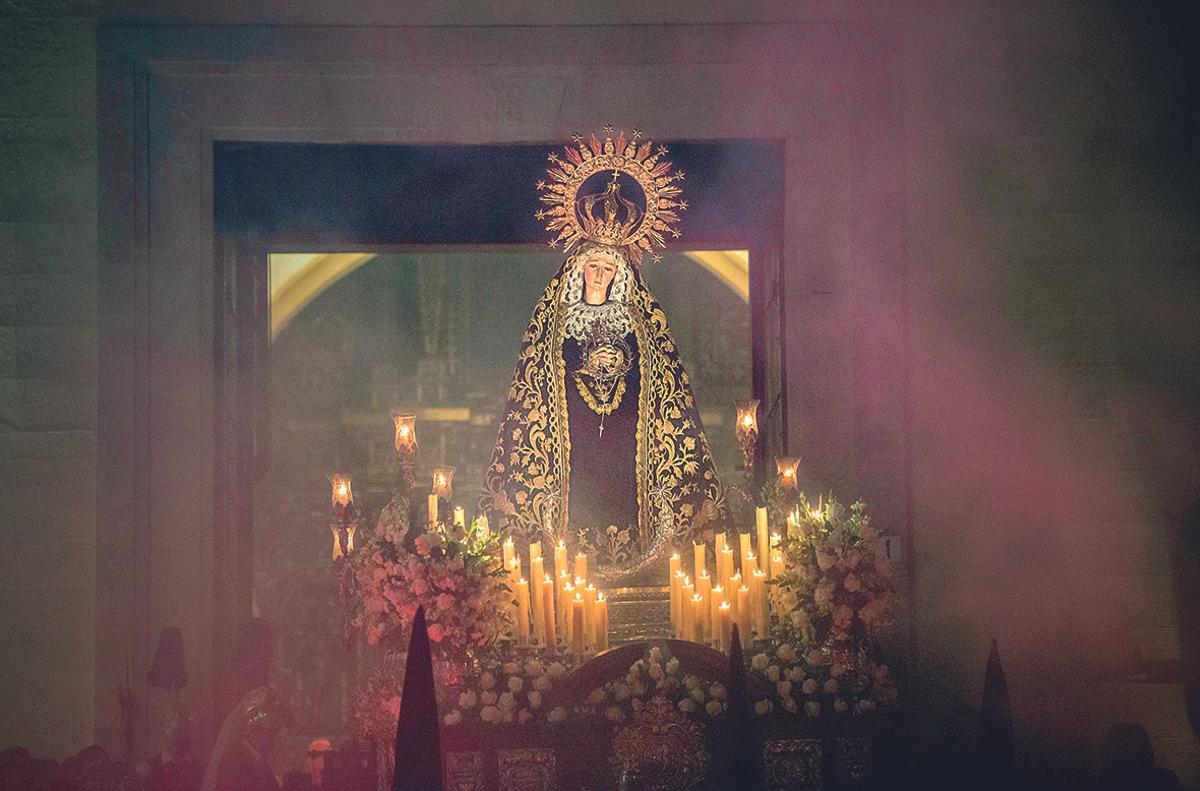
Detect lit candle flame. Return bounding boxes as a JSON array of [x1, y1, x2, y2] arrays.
[[329, 474, 353, 508], [392, 413, 417, 452]]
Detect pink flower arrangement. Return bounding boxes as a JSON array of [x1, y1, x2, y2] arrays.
[[348, 516, 513, 658]]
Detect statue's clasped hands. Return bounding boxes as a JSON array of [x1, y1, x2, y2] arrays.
[[586, 345, 625, 377]]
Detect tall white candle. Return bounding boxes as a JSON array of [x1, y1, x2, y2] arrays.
[[516, 578, 530, 645], [756, 507, 769, 572], [542, 574, 557, 648], [718, 602, 733, 653], [752, 568, 769, 637], [710, 585, 725, 646], [554, 541, 568, 589], [530, 556, 545, 644], [737, 584, 751, 643], [595, 594, 609, 652]]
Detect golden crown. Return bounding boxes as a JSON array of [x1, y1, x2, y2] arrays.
[[535, 126, 687, 265]]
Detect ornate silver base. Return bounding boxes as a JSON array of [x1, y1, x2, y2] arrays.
[[605, 586, 673, 644]]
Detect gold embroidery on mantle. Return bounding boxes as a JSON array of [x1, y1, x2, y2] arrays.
[[573, 373, 627, 416]]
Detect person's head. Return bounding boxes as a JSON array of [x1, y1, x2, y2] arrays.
[[579, 246, 623, 303], [304, 739, 332, 781]]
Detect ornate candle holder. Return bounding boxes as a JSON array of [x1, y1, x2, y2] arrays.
[[432, 466, 456, 501], [329, 473, 358, 560], [734, 399, 760, 478], [775, 456, 800, 512], [775, 457, 799, 490], [392, 412, 418, 493]]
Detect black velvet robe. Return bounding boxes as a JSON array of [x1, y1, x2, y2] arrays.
[[563, 333, 640, 535]]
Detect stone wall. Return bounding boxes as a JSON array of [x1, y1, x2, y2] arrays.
[[0, 1, 99, 758]]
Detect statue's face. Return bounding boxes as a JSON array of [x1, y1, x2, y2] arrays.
[[582, 250, 619, 301]]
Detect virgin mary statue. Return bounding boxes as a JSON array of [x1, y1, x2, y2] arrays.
[[481, 128, 727, 583]]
